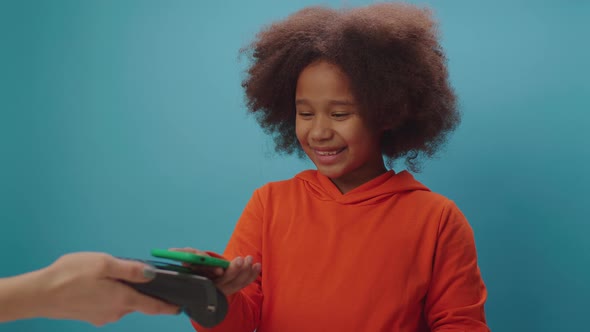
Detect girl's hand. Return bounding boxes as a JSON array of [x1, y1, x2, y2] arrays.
[[169, 247, 261, 296]]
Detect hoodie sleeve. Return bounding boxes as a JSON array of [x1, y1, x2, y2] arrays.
[[191, 190, 264, 332], [424, 200, 490, 332]]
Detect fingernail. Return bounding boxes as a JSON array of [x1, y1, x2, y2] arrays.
[[143, 267, 156, 279], [235, 257, 244, 267]]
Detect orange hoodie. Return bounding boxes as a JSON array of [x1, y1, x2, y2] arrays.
[[192, 170, 489, 332]]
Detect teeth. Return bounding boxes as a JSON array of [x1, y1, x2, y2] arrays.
[[317, 150, 340, 156]]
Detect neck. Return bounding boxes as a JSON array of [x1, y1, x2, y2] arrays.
[[331, 164, 388, 194]]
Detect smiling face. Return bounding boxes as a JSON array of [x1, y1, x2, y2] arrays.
[[295, 60, 386, 193]]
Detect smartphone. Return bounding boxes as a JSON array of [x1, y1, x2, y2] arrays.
[[151, 248, 230, 269]]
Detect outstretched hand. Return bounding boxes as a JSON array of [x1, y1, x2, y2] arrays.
[[40, 252, 179, 326], [170, 248, 261, 296]]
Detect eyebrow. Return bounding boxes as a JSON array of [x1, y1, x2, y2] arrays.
[[295, 99, 357, 106]]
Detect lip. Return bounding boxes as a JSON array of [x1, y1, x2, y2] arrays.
[[311, 147, 346, 165]]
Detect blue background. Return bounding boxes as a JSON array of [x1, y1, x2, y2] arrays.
[[1, 0, 588, 331]]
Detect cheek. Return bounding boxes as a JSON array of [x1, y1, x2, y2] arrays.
[[295, 123, 307, 144], [347, 131, 378, 153]]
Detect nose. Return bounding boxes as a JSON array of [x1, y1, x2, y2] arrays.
[[309, 114, 333, 142]]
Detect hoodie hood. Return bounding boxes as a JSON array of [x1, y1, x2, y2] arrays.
[[295, 169, 430, 205]]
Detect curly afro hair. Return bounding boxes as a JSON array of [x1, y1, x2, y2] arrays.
[[240, 3, 459, 172]]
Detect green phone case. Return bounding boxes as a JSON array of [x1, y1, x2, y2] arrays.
[[151, 249, 230, 269]]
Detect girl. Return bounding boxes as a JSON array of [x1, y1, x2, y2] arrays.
[[185, 3, 489, 331]]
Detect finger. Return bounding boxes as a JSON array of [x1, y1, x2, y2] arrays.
[[216, 256, 256, 289], [225, 258, 259, 289], [216, 256, 245, 285], [233, 267, 260, 293], [217, 261, 261, 296], [249, 263, 262, 282], [105, 257, 156, 283]]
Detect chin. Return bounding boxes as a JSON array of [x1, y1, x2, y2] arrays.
[[315, 166, 346, 180]]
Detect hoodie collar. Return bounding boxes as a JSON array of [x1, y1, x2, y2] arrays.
[[295, 169, 430, 205]]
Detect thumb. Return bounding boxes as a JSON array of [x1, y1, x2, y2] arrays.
[[104, 257, 156, 283]]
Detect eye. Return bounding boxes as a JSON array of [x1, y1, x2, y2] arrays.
[[297, 111, 314, 119], [331, 112, 351, 119]]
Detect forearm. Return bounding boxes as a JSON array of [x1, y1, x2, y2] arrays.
[[0, 268, 51, 322]]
